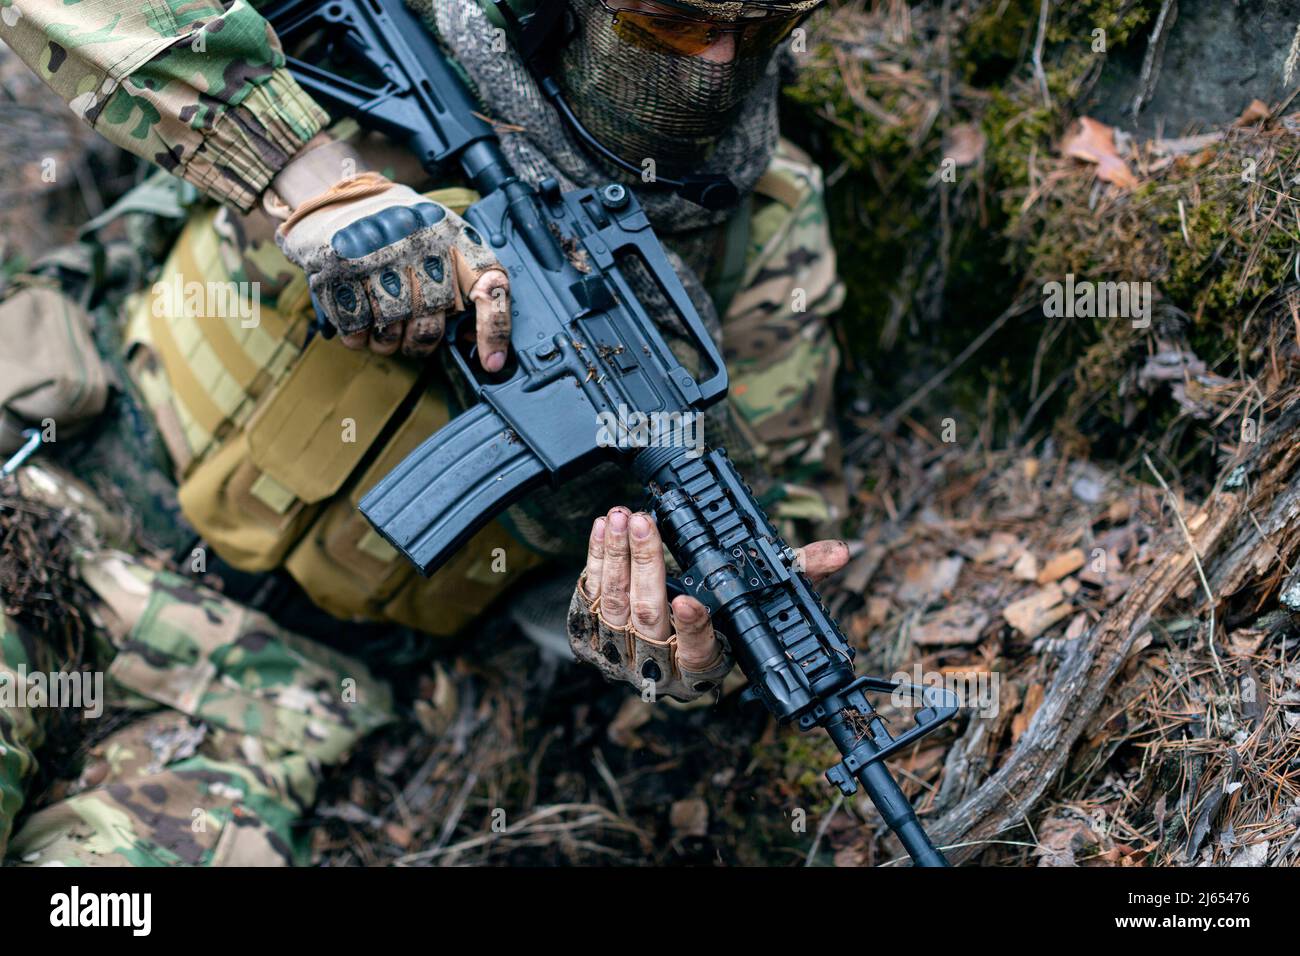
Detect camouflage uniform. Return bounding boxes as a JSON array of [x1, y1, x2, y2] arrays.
[[0, 0, 846, 863], [0, 0, 326, 214], [0, 468, 394, 865]]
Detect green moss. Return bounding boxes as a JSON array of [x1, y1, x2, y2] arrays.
[[782, 0, 1170, 441]]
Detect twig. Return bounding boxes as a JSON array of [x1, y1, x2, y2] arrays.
[[431, 768, 479, 854], [804, 793, 844, 866], [591, 747, 629, 821], [1032, 0, 1052, 110], [1131, 0, 1177, 120], [1142, 454, 1227, 692], [882, 838, 1040, 866]]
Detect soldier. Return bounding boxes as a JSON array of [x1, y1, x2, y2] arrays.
[[0, 0, 851, 864]]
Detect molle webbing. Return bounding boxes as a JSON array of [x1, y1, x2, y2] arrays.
[[125, 208, 308, 476]]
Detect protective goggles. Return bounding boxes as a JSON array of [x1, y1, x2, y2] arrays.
[[594, 0, 813, 58]]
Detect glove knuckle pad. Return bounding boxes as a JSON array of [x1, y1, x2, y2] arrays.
[[311, 275, 369, 334], [330, 202, 447, 259]]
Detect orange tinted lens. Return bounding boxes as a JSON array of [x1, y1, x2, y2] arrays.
[[612, 11, 718, 56]]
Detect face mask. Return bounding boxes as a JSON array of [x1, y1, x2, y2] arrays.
[[557, 0, 803, 174]]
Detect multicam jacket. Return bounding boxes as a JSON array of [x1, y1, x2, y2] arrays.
[[0, 0, 325, 213]]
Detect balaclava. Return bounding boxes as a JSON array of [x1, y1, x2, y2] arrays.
[[556, 0, 820, 175]]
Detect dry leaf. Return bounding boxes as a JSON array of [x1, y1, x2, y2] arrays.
[[973, 531, 1023, 565], [670, 798, 709, 838], [607, 697, 653, 748], [833, 845, 868, 867], [1228, 627, 1267, 657], [413, 664, 457, 738], [943, 122, 986, 167], [1061, 116, 1140, 190], [895, 556, 965, 605], [1078, 549, 1121, 587], [1037, 548, 1086, 584], [1002, 583, 1071, 639], [1234, 98, 1271, 127], [1012, 551, 1040, 581], [384, 822, 414, 849], [1228, 841, 1270, 867], [1064, 612, 1090, 640], [1125, 629, 1154, 660], [866, 596, 892, 627], [912, 603, 990, 646]]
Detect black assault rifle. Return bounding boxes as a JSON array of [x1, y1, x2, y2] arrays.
[[264, 0, 959, 866]]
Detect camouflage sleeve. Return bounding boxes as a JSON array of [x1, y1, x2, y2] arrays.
[[722, 141, 848, 534], [0, 0, 329, 213], [0, 617, 48, 858]]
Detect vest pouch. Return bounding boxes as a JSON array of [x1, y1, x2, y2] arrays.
[[178, 335, 419, 571]]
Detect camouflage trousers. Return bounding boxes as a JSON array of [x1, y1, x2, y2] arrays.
[[0, 551, 394, 866]]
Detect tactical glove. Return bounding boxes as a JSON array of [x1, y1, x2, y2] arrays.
[[566, 508, 733, 703], [268, 138, 510, 366], [567, 571, 734, 703]]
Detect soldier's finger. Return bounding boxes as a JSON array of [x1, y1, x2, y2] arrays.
[[627, 512, 669, 642], [599, 507, 632, 628], [583, 516, 606, 602], [671, 596, 720, 671], [369, 317, 404, 356], [340, 329, 370, 350], [469, 270, 511, 373], [401, 310, 446, 358], [794, 539, 851, 584]]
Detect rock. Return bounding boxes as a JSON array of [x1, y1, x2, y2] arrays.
[[1092, 0, 1300, 137]]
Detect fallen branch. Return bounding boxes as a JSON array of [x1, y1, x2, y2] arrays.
[[932, 399, 1300, 863]]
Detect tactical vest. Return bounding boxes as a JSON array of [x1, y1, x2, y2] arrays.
[[123, 188, 542, 636]]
